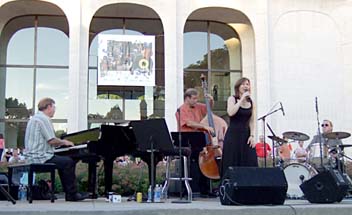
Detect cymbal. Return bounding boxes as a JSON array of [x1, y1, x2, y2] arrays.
[[283, 131, 310, 141], [323, 131, 351, 140], [267, 135, 287, 144]]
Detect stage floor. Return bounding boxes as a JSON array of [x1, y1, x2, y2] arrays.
[[0, 197, 352, 215]]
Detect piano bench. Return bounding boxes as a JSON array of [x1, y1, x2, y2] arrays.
[[8, 163, 56, 203]]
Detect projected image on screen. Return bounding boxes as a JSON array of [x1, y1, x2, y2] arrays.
[[98, 34, 155, 86]]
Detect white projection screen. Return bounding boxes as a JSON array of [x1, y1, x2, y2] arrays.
[[98, 34, 155, 86]]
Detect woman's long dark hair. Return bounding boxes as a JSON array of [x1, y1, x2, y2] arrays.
[[234, 77, 250, 99]]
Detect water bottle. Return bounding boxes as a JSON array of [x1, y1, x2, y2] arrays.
[[18, 184, 23, 200], [154, 184, 161, 202], [22, 185, 27, 201], [147, 185, 152, 202], [18, 184, 27, 201], [157, 184, 162, 201]]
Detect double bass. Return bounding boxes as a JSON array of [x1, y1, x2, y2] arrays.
[[198, 74, 223, 180]]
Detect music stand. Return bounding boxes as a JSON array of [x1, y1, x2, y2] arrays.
[[130, 119, 175, 203], [171, 132, 207, 159]]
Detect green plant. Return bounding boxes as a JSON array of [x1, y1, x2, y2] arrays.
[[75, 160, 166, 196], [0, 158, 167, 196]]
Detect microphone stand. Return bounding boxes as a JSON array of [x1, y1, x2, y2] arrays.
[[315, 97, 324, 169], [258, 106, 283, 168], [266, 123, 277, 167]]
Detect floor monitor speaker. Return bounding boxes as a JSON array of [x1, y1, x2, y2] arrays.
[[219, 167, 287, 205], [300, 168, 349, 203]]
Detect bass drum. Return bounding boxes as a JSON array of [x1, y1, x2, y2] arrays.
[[283, 163, 318, 199]]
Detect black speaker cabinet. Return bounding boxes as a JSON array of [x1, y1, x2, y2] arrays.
[[300, 168, 349, 203], [220, 167, 287, 205]]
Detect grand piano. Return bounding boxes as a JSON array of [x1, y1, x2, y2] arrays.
[[55, 118, 174, 198]]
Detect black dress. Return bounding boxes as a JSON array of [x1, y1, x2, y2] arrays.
[[221, 97, 258, 177]]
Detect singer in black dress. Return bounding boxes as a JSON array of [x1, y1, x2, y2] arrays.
[[221, 77, 257, 177]]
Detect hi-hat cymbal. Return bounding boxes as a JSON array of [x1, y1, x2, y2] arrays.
[[323, 131, 351, 140], [267, 135, 287, 144], [283, 131, 310, 141]]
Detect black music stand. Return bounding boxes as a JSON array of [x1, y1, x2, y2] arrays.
[[171, 132, 207, 160], [171, 131, 207, 202], [130, 119, 175, 203]]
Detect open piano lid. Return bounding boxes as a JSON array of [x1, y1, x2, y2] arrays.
[[61, 127, 100, 145]]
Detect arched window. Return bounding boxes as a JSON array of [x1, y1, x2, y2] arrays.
[[184, 21, 242, 117], [0, 15, 69, 148]]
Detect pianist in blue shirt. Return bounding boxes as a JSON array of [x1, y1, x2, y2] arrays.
[[24, 97, 88, 201]]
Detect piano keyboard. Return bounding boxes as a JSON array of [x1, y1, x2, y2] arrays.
[[54, 144, 87, 153]]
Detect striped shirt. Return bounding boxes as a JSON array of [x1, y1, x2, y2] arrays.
[[24, 111, 56, 163]]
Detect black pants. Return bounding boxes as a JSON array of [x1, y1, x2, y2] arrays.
[[190, 158, 210, 194], [46, 155, 77, 195]]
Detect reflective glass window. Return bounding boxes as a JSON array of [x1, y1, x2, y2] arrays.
[[37, 28, 69, 66], [5, 68, 34, 119], [210, 33, 230, 70], [2, 15, 69, 149], [7, 28, 35, 65], [36, 68, 69, 119], [183, 21, 242, 117]]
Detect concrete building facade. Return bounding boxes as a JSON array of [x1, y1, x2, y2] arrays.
[[0, 0, 351, 156]]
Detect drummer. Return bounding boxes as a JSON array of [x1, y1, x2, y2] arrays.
[[307, 119, 342, 152], [307, 119, 344, 171]]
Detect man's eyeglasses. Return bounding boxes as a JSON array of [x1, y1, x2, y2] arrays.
[[321, 124, 330, 127]]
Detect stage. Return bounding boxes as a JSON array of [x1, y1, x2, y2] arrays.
[[0, 197, 352, 215]]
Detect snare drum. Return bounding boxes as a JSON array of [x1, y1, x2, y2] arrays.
[[283, 163, 317, 199]]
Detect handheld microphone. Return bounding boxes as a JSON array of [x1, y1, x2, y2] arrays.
[[280, 102, 285, 116], [244, 89, 251, 102]]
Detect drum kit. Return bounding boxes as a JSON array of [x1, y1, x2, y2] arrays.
[[268, 130, 352, 199]]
